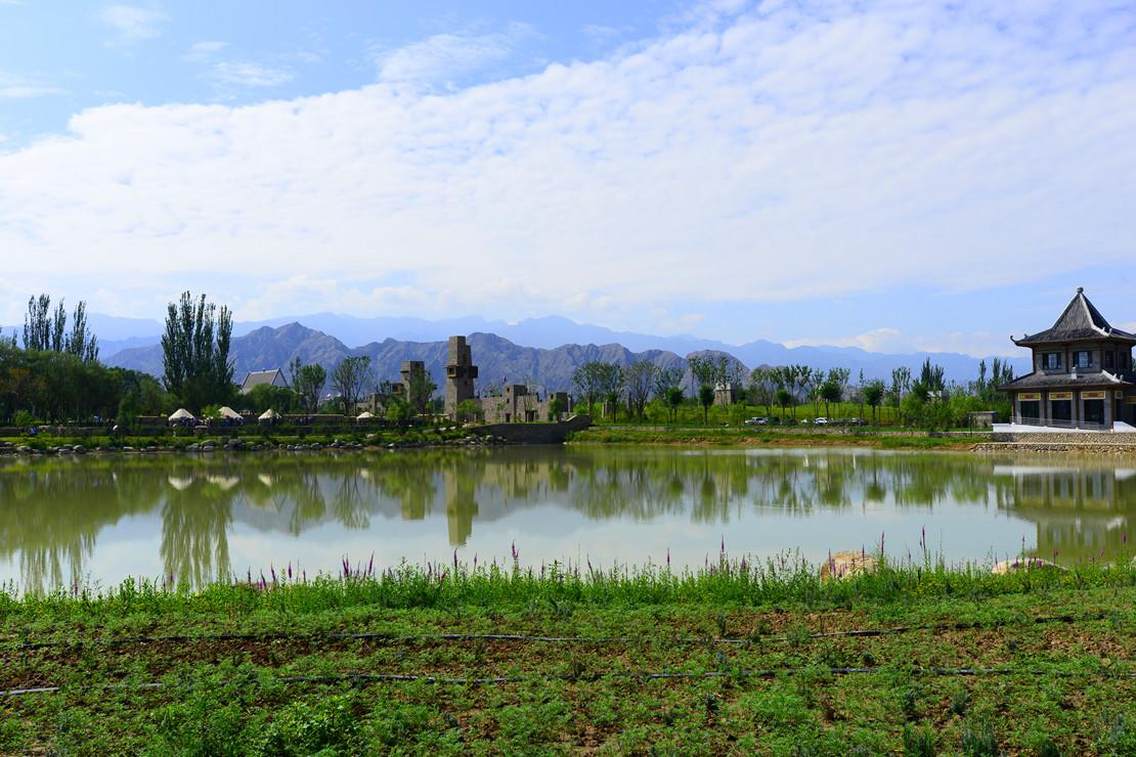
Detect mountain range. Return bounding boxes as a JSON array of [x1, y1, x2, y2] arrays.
[[100, 317, 1030, 391], [1, 310, 1030, 387]]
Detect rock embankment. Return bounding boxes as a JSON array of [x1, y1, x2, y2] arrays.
[[0, 435, 509, 457], [974, 441, 1136, 456]]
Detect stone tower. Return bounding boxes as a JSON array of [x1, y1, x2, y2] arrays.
[[444, 336, 477, 418]]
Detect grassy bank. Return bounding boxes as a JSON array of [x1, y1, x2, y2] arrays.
[[0, 425, 481, 454], [3, 559, 1136, 754], [569, 425, 988, 450]]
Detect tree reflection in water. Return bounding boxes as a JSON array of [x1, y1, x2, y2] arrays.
[[5, 449, 1136, 592]]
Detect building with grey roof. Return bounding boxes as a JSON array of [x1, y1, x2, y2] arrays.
[[239, 368, 289, 395], [1002, 288, 1136, 429]]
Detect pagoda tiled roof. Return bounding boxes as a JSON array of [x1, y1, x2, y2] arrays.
[[1013, 288, 1136, 346], [1001, 370, 1134, 391]]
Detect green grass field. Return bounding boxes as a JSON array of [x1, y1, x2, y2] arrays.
[[590, 399, 907, 428], [3, 558, 1136, 754], [569, 425, 987, 450]]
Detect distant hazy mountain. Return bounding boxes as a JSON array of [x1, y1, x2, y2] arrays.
[[220, 314, 1030, 380], [9, 308, 1028, 384], [106, 321, 1027, 391], [108, 324, 690, 392]]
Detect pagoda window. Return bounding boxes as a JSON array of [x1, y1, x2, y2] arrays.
[[1073, 350, 1093, 369], [1042, 352, 1062, 370]]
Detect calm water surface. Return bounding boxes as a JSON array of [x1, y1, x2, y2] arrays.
[[2, 446, 1133, 592]]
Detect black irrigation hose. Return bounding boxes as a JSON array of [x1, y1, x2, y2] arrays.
[[0, 610, 1111, 652], [3, 663, 1135, 699]]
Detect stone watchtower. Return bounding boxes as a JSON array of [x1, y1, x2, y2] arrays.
[[444, 336, 478, 418]]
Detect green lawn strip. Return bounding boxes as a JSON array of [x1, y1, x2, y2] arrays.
[[567, 426, 987, 450]]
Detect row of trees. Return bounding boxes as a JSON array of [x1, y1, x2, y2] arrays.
[[20, 294, 99, 362], [568, 353, 1013, 428], [572, 360, 689, 422], [1, 294, 167, 425]]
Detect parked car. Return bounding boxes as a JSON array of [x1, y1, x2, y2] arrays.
[[743, 417, 769, 426], [813, 417, 829, 425]]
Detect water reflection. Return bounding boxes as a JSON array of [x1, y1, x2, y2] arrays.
[[2, 448, 1136, 592]]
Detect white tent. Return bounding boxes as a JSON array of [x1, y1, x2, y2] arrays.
[[167, 476, 195, 491], [217, 406, 243, 422], [356, 411, 375, 420], [168, 408, 197, 423], [206, 475, 240, 491], [258, 408, 280, 422]]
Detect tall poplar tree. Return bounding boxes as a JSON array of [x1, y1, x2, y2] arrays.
[[161, 292, 234, 411]]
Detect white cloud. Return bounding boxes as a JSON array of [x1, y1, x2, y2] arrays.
[[785, 329, 906, 353], [374, 23, 534, 85], [100, 4, 166, 43], [1, 1, 1134, 328], [210, 61, 293, 88], [785, 329, 1022, 358], [582, 24, 625, 42], [0, 73, 63, 99], [183, 40, 227, 63], [0, 84, 62, 99]]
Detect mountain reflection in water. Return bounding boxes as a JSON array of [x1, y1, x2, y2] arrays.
[[1, 447, 1134, 592]]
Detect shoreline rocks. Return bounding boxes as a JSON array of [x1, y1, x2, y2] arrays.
[[0, 433, 512, 457]]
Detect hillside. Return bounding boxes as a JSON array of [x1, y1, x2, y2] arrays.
[[105, 320, 1020, 392], [107, 324, 693, 392]]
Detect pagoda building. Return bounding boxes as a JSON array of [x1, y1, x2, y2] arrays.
[[1002, 288, 1136, 429]]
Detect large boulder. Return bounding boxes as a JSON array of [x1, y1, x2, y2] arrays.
[[991, 558, 1064, 575], [820, 550, 878, 580]]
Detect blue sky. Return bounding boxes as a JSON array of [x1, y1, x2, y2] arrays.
[[1, 0, 1134, 356]]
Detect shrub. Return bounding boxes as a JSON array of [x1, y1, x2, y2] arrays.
[[902, 724, 936, 756], [961, 719, 999, 756]]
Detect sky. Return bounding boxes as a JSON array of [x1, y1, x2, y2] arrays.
[[1, 0, 1134, 357]]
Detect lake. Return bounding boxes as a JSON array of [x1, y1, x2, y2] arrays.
[[2, 446, 1133, 593]]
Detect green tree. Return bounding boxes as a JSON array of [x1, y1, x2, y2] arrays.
[[385, 397, 412, 422], [775, 387, 793, 420], [290, 363, 327, 415], [406, 368, 437, 415], [698, 384, 715, 424], [572, 362, 602, 414], [572, 361, 622, 418], [240, 384, 294, 414], [890, 366, 912, 408], [21, 294, 98, 361], [665, 386, 685, 423], [624, 361, 657, 419], [160, 292, 234, 412], [597, 363, 624, 420], [22, 294, 51, 352], [748, 366, 777, 416], [547, 395, 566, 422], [456, 398, 484, 424], [863, 380, 885, 424], [65, 301, 98, 362], [819, 379, 842, 418], [912, 359, 946, 402], [654, 367, 683, 403], [0, 340, 163, 424], [827, 368, 850, 417], [331, 356, 372, 416]]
